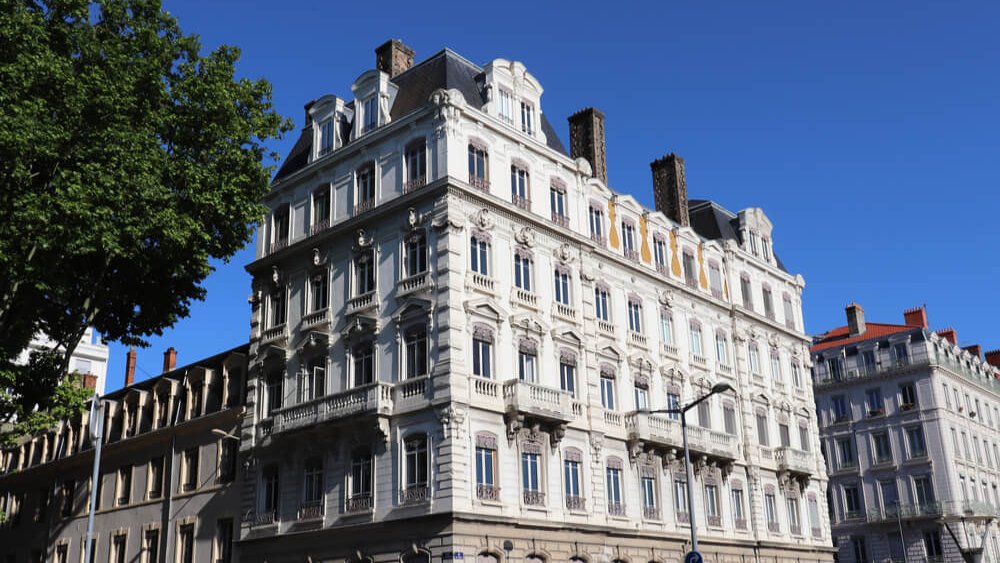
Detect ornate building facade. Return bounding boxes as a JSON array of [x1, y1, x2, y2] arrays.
[[812, 304, 1000, 562], [240, 40, 833, 563]]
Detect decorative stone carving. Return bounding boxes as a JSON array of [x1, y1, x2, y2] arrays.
[[555, 243, 574, 264], [271, 266, 281, 285], [355, 229, 373, 250], [431, 211, 463, 232], [471, 208, 495, 231], [514, 226, 536, 247], [658, 290, 675, 308], [312, 248, 323, 267], [437, 405, 466, 441]]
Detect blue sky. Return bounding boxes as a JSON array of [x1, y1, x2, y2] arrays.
[[107, 0, 1000, 388]]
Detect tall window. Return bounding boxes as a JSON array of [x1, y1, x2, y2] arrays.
[[588, 206, 605, 243], [844, 484, 862, 515], [600, 375, 616, 410], [791, 362, 802, 387], [674, 479, 688, 516], [143, 530, 159, 563], [641, 473, 657, 517], [559, 358, 576, 396], [756, 411, 769, 446], [786, 497, 801, 533], [621, 222, 637, 259], [907, 426, 927, 458], [634, 384, 648, 410], [520, 101, 535, 134], [219, 440, 238, 483], [498, 90, 513, 124], [661, 314, 674, 347], [363, 95, 378, 132], [627, 299, 643, 333], [798, 424, 810, 452], [273, 206, 289, 247], [764, 493, 778, 529], [470, 236, 490, 275], [682, 251, 696, 287], [779, 423, 791, 447], [899, 382, 917, 408], [310, 272, 328, 312], [263, 371, 282, 417], [715, 332, 729, 365], [116, 465, 132, 506], [606, 463, 623, 513], [594, 287, 610, 322], [60, 480, 76, 517], [914, 475, 935, 506], [521, 450, 542, 503], [708, 263, 723, 298], [313, 187, 330, 227], [553, 268, 571, 306], [550, 184, 567, 224], [404, 435, 429, 493], [689, 322, 703, 356], [261, 466, 279, 516], [667, 392, 681, 421], [518, 342, 537, 383], [782, 294, 795, 328], [723, 404, 737, 435], [740, 276, 753, 310], [770, 353, 782, 382], [476, 436, 498, 499], [698, 400, 711, 429], [405, 327, 428, 379], [732, 488, 746, 526], [352, 342, 375, 386], [704, 484, 720, 523], [182, 448, 198, 492], [356, 164, 376, 211], [147, 457, 163, 500], [564, 455, 582, 507], [354, 250, 376, 295], [514, 252, 533, 291], [215, 519, 234, 563], [178, 524, 195, 563], [872, 431, 893, 463], [468, 144, 489, 189], [653, 237, 667, 271], [349, 449, 373, 508], [924, 531, 943, 559], [472, 332, 493, 379], [268, 288, 286, 328], [302, 358, 325, 401], [762, 286, 774, 319], [405, 140, 427, 190], [319, 119, 335, 155], [405, 232, 427, 277], [831, 395, 848, 422], [510, 166, 529, 208], [866, 388, 884, 415], [748, 343, 761, 374]]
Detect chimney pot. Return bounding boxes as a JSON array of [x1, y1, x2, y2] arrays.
[[568, 107, 608, 185], [125, 347, 137, 386], [937, 328, 957, 345], [845, 302, 866, 337], [375, 39, 415, 77], [651, 154, 690, 227], [903, 305, 929, 328], [163, 347, 177, 373]]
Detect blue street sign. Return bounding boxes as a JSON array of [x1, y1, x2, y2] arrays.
[[683, 552, 702, 563]]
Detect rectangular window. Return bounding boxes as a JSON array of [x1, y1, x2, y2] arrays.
[[219, 440, 238, 483], [914, 475, 935, 506], [791, 362, 802, 387], [667, 393, 680, 421], [708, 263, 723, 298], [553, 269, 571, 306], [723, 405, 737, 435], [704, 484, 719, 520], [674, 479, 688, 515], [748, 345, 761, 374], [924, 531, 943, 558], [564, 459, 581, 498], [264, 372, 282, 417], [310, 272, 329, 312], [779, 423, 790, 447], [468, 145, 489, 189], [268, 289, 286, 329], [653, 238, 667, 270], [899, 382, 917, 408], [510, 166, 529, 208], [844, 484, 862, 514], [606, 467, 623, 508], [560, 362, 576, 396], [470, 236, 489, 276], [313, 187, 330, 227], [498, 89, 513, 124], [907, 426, 927, 458], [740, 276, 753, 310], [61, 480, 75, 517], [56, 543, 68, 563], [851, 537, 868, 562], [356, 165, 376, 210], [600, 376, 616, 410], [715, 333, 729, 365], [261, 466, 279, 514], [756, 412, 769, 446], [405, 327, 428, 379], [634, 385, 648, 410], [112, 534, 126, 563], [349, 450, 373, 503], [682, 251, 697, 287], [476, 445, 496, 489], [352, 342, 375, 386], [762, 287, 774, 319], [405, 141, 427, 188], [550, 185, 567, 224], [177, 524, 194, 563], [517, 350, 537, 383], [520, 101, 535, 135], [831, 395, 848, 422], [354, 250, 376, 295], [404, 435, 429, 490], [588, 206, 604, 243], [661, 315, 674, 346], [594, 288, 610, 321], [116, 465, 132, 506], [273, 207, 290, 245], [689, 323, 703, 356], [782, 295, 795, 329], [770, 353, 782, 382], [698, 401, 711, 430], [302, 359, 325, 401], [215, 519, 234, 563], [732, 489, 745, 524], [363, 96, 378, 132], [319, 119, 335, 155], [798, 424, 810, 452], [521, 452, 540, 492], [514, 254, 532, 291], [837, 438, 856, 468], [764, 493, 778, 526], [627, 300, 643, 333], [787, 497, 801, 533], [472, 338, 492, 379], [621, 222, 637, 259], [405, 233, 428, 277], [641, 476, 657, 515], [872, 432, 892, 464], [866, 388, 884, 415], [182, 448, 198, 492], [808, 497, 821, 532]]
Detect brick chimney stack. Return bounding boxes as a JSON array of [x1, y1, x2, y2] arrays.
[[903, 305, 928, 328], [650, 154, 690, 227], [375, 39, 415, 77], [964, 345, 983, 359], [125, 347, 137, 386], [163, 347, 177, 373], [986, 349, 1000, 368], [846, 303, 866, 337], [568, 108, 608, 185], [937, 328, 957, 345]]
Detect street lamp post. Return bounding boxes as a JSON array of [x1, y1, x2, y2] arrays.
[[635, 382, 734, 557]]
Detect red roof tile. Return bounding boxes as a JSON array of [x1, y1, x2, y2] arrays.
[[810, 322, 920, 353]]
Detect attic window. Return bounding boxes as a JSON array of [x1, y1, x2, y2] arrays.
[[498, 89, 514, 125], [520, 101, 535, 135], [363, 96, 379, 133], [319, 119, 335, 155]]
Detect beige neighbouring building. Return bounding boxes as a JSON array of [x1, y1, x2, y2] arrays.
[[240, 39, 834, 563]]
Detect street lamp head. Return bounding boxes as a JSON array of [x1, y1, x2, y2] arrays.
[[711, 382, 734, 395]]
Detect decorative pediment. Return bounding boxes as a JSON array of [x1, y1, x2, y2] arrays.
[[340, 315, 379, 341], [551, 326, 584, 346], [389, 297, 433, 324], [296, 331, 330, 354], [597, 343, 624, 363], [463, 298, 507, 322], [509, 312, 548, 335], [629, 353, 654, 373]]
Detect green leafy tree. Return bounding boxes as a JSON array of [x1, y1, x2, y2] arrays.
[[0, 0, 292, 442]]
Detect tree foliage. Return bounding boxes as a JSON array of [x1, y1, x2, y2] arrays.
[[0, 0, 292, 440]]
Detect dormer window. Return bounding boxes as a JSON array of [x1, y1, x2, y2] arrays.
[[363, 96, 379, 133], [319, 119, 335, 155], [520, 101, 535, 135], [498, 89, 514, 125], [762, 238, 772, 262]]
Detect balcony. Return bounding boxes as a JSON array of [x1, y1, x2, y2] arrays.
[[686, 426, 738, 462], [655, 263, 670, 276], [346, 291, 378, 316], [401, 485, 430, 504], [247, 510, 277, 527], [627, 413, 682, 449], [310, 219, 330, 236], [345, 494, 372, 513], [511, 288, 539, 310], [260, 324, 288, 347], [301, 308, 330, 330], [590, 234, 607, 247], [553, 303, 576, 322], [297, 501, 324, 521], [354, 198, 376, 216], [397, 273, 432, 297], [814, 357, 932, 388], [628, 331, 648, 349], [403, 175, 427, 193], [466, 272, 495, 296], [597, 320, 616, 337], [271, 383, 393, 435], [661, 343, 679, 359], [690, 354, 708, 369], [607, 502, 626, 517], [775, 446, 813, 476], [477, 484, 501, 502], [269, 238, 289, 255], [512, 195, 530, 210], [643, 506, 661, 520], [565, 495, 586, 511], [522, 490, 545, 507], [503, 380, 575, 427], [551, 213, 569, 228], [624, 249, 640, 262], [468, 174, 490, 191]]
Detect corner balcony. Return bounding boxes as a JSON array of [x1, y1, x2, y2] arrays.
[[503, 380, 574, 444], [775, 446, 814, 477], [397, 273, 433, 298], [271, 382, 393, 436]]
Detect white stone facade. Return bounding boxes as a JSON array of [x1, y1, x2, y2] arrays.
[[242, 44, 833, 563]]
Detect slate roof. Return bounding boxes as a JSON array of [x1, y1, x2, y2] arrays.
[[689, 199, 788, 272], [273, 49, 567, 183]]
